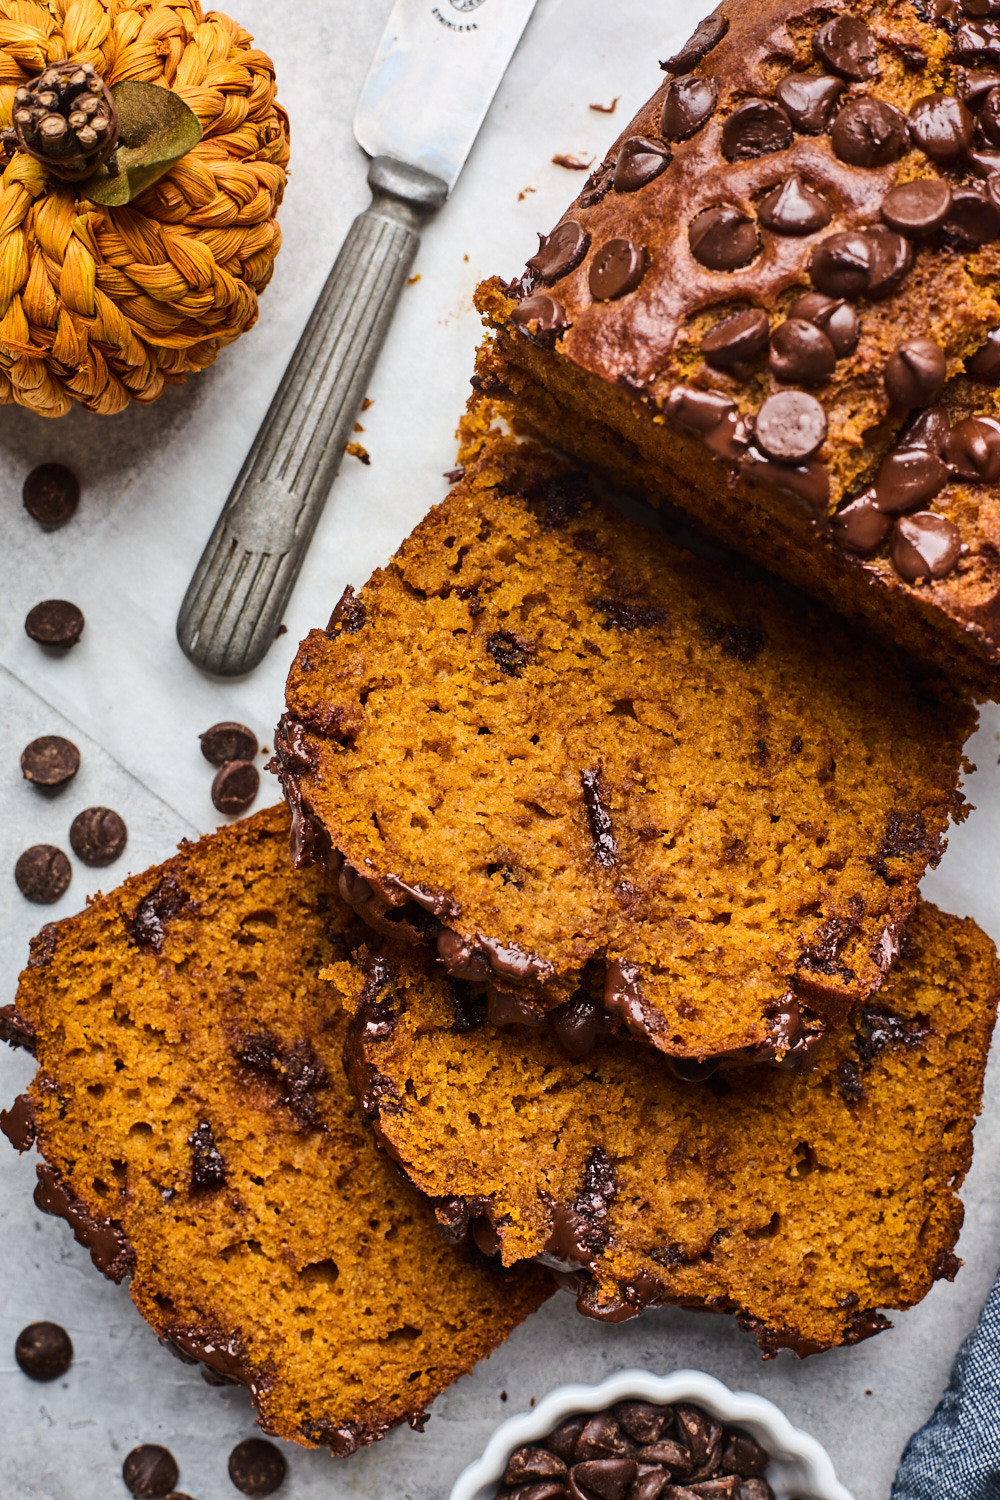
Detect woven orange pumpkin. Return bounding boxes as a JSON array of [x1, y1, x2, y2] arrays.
[[0, 0, 289, 417]]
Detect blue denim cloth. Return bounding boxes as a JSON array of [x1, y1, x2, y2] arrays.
[[893, 1272, 1000, 1499]]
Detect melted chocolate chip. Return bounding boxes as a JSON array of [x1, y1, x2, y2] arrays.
[[721, 100, 792, 161], [758, 173, 831, 236], [865, 226, 914, 299], [667, 386, 736, 433], [22, 463, 79, 529], [809, 231, 872, 298], [550, 992, 610, 1058], [613, 136, 671, 192], [228, 1438, 286, 1496], [946, 415, 1000, 478], [14, 1321, 73, 1381], [831, 493, 893, 552], [24, 599, 84, 648], [189, 1120, 227, 1191], [487, 629, 532, 675], [661, 75, 718, 140], [789, 292, 859, 356], [123, 1445, 179, 1499], [881, 177, 953, 234], [831, 97, 907, 168], [326, 584, 366, 634], [579, 159, 614, 209], [775, 72, 844, 132], [199, 721, 257, 765], [129, 874, 188, 953], [701, 308, 770, 369], [689, 205, 760, 271], [211, 759, 259, 815], [909, 92, 974, 160], [899, 405, 951, 454], [660, 14, 729, 73], [581, 767, 616, 867], [980, 83, 1000, 141], [892, 512, 963, 581], [589, 239, 647, 300], [874, 447, 950, 512], [15, 844, 70, 904], [1, 1092, 36, 1151], [813, 16, 878, 80], [20, 734, 79, 788], [528, 221, 590, 282], [768, 319, 836, 383], [754, 391, 827, 461], [943, 183, 1000, 244], [959, 67, 1000, 109], [510, 293, 570, 344], [884, 337, 947, 406], [69, 806, 127, 867], [968, 326, 1000, 379]]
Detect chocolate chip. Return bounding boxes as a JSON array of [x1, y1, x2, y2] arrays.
[[758, 173, 831, 235], [675, 1407, 722, 1469], [571, 1460, 638, 1500], [891, 513, 962, 581], [589, 239, 648, 300], [831, 492, 893, 552], [211, 760, 260, 816], [228, 1438, 287, 1496], [122, 1445, 180, 1498], [873, 447, 950, 512], [22, 463, 79, 529], [774, 72, 844, 133], [754, 391, 827, 461], [546, 1417, 588, 1464], [636, 1439, 693, 1472], [576, 1411, 632, 1461], [579, 160, 615, 209], [883, 337, 947, 407], [813, 16, 878, 80], [967, 326, 1000, 380], [968, 145, 1000, 178], [808, 231, 872, 298], [701, 308, 770, 369], [735, 1483, 775, 1500], [788, 293, 859, 357], [14, 1321, 73, 1381], [946, 415, 1000, 479], [660, 14, 729, 73], [908, 92, 974, 161], [943, 184, 1000, 245], [831, 97, 907, 168], [900, 406, 951, 455], [667, 386, 737, 431], [506, 1449, 569, 1486], [199, 721, 257, 766], [689, 205, 760, 271], [613, 137, 671, 193], [721, 100, 792, 161], [979, 84, 1000, 142], [865, 226, 914, 300], [958, 67, 1000, 109], [69, 806, 127, 867], [20, 735, 79, 788], [528, 221, 590, 282], [627, 1474, 671, 1500], [768, 319, 836, 383], [881, 178, 953, 234], [24, 599, 84, 648], [721, 1432, 770, 1478], [510, 292, 570, 343], [513, 1484, 570, 1500], [661, 75, 718, 140], [15, 845, 71, 904], [189, 1119, 227, 1191], [615, 1403, 670, 1446]]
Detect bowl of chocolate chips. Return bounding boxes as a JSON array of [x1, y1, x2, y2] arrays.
[[449, 1370, 853, 1500]]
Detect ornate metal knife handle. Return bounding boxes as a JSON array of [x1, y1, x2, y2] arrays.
[[176, 155, 448, 677]]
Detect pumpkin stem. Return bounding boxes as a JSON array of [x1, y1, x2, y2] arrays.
[[5, 62, 119, 183]]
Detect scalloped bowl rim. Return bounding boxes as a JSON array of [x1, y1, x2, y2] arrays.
[[449, 1368, 855, 1500]]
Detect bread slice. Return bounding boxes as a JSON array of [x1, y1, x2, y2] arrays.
[[275, 428, 974, 1067], [335, 899, 997, 1357], [473, 0, 1000, 694], [0, 806, 551, 1453]]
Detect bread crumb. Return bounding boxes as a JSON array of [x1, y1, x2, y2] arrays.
[[590, 98, 619, 113], [346, 442, 370, 466], [552, 153, 592, 170]]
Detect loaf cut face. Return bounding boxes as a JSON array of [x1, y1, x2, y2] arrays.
[[336, 900, 998, 1356], [276, 430, 973, 1066], [1, 806, 551, 1453]]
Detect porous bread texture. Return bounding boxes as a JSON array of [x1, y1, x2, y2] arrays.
[[335, 900, 998, 1356], [277, 428, 975, 1065], [474, 0, 1000, 692], [4, 805, 551, 1453]]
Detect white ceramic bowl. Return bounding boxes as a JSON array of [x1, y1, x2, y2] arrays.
[[449, 1369, 855, 1500]]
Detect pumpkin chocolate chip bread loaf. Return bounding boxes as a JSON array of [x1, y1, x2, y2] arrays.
[[336, 900, 998, 1353], [474, 0, 1000, 694], [0, 805, 551, 1454], [274, 428, 974, 1071]]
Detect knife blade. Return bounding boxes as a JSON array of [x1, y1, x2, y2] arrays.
[[177, 0, 539, 678]]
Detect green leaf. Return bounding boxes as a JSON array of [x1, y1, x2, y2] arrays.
[[81, 80, 202, 207]]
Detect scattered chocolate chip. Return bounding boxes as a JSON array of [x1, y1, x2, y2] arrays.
[[874, 446, 951, 512], [754, 390, 828, 461], [22, 463, 79, 529], [24, 599, 84, 648], [14, 1321, 73, 1381], [528, 221, 590, 282], [20, 734, 79, 788], [228, 1438, 287, 1496], [831, 492, 893, 552], [908, 92, 974, 161], [122, 1445, 179, 1499], [510, 292, 570, 343], [809, 231, 872, 298], [881, 178, 953, 234], [613, 136, 671, 192], [813, 16, 878, 80], [15, 845, 71, 904], [884, 337, 947, 406], [769, 319, 837, 384], [831, 97, 907, 168], [199, 721, 257, 766], [788, 292, 859, 357], [758, 173, 831, 235], [689, 205, 760, 271], [589, 238, 647, 300], [943, 184, 1000, 245], [967, 326, 1000, 380], [660, 14, 729, 73], [864, 226, 914, 299], [774, 72, 844, 133], [946, 415, 1000, 479], [661, 74, 718, 140], [721, 99, 792, 161], [980, 84, 1000, 142], [211, 760, 260, 816], [891, 513, 962, 582], [69, 806, 127, 867], [701, 308, 770, 369], [899, 405, 951, 455]]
